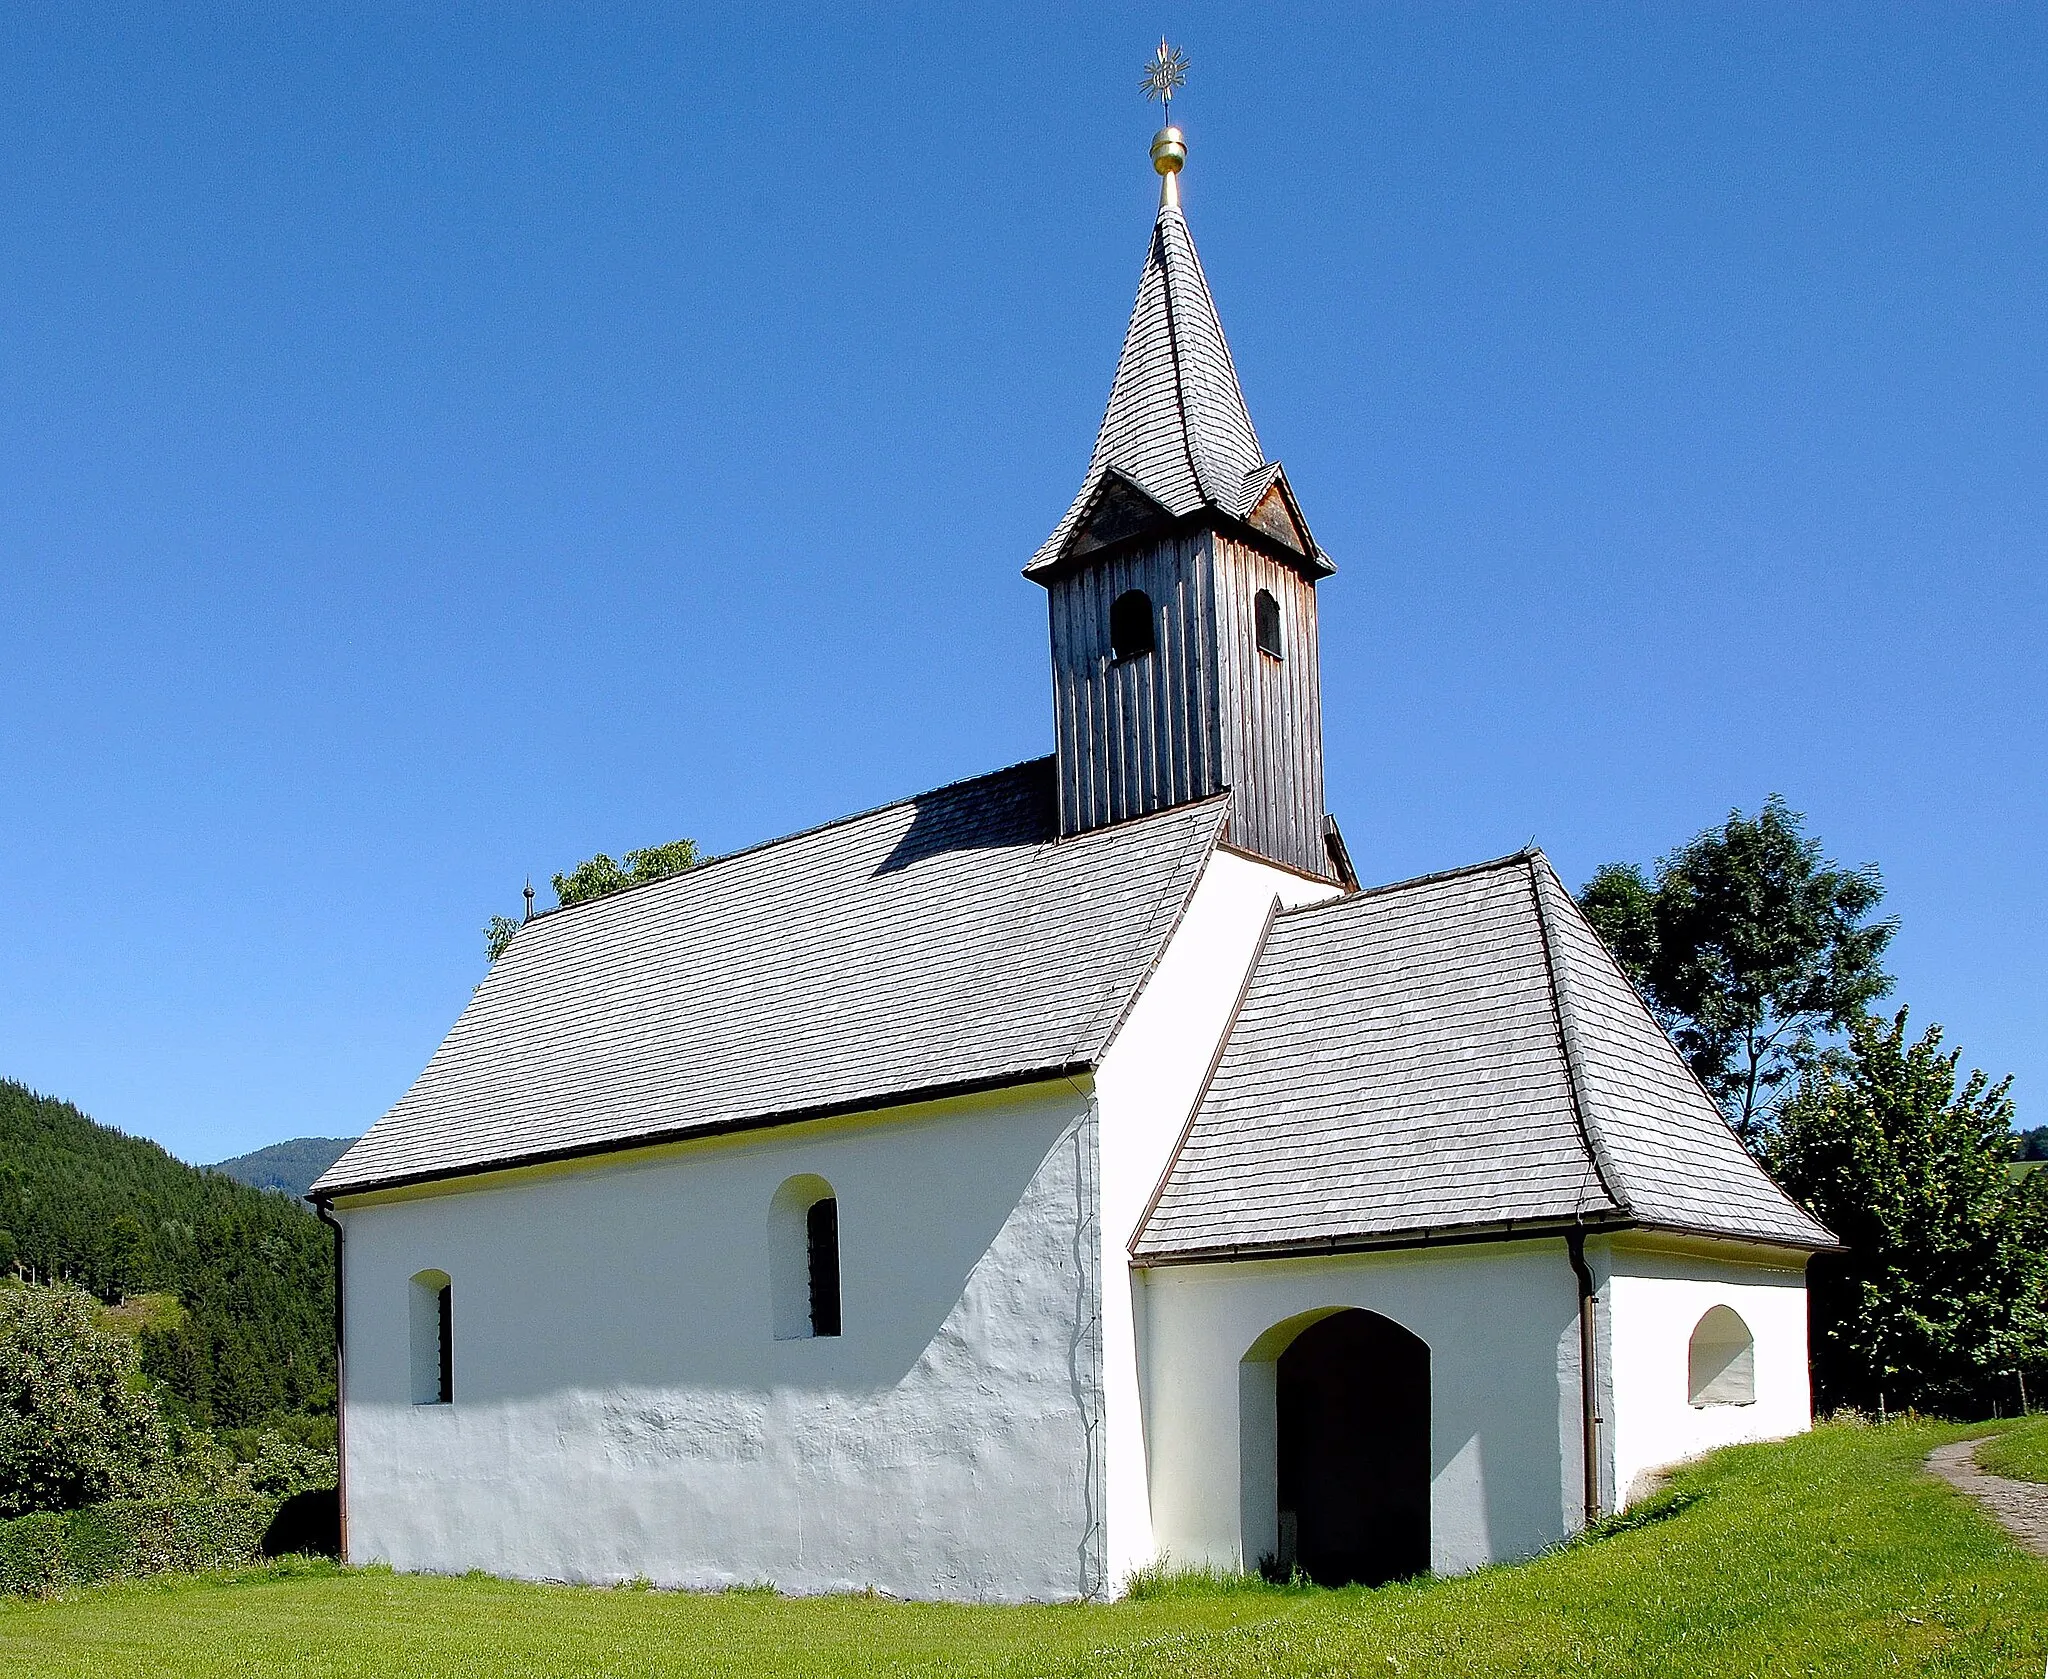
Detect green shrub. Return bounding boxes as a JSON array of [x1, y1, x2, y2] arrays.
[[0, 1495, 276, 1594]]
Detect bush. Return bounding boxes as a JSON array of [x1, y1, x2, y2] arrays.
[[0, 1285, 168, 1516], [0, 1495, 277, 1594]]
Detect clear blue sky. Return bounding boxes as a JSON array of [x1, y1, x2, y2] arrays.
[[2, 6, 2041, 1164]]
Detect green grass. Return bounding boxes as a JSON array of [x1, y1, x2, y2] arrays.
[[1, 1420, 2043, 1677], [1978, 1413, 2048, 1483]]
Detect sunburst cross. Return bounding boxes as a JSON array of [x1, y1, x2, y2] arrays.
[[1142, 39, 1188, 117]]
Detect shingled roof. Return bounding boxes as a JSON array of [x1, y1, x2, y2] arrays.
[[1027, 196, 1331, 579], [313, 760, 1227, 1200], [1134, 850, 1835, 1261]]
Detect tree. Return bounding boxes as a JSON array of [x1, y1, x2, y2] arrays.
[[1579, 797, 1896, 1145], [485, 838, 703, 961], [1768, 1010, 2048, 1416], [0, 1286, 170, 1516], [2014, 1125, 2048, 1163]]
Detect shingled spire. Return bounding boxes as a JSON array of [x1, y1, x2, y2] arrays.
[[1032, 121, 1340, 881], [1027, 135, 1329, 579]]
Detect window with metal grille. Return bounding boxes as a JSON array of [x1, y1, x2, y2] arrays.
[[409, 1269, 453, 1405], [770, 1175, 842, 1340]]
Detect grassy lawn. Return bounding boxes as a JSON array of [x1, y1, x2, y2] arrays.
[[2, 1420, 2043, 1678], [1978, 1414, 2048, 1483]]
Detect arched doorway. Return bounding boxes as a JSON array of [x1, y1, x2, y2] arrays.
[[1276, 1309, 1429, 1586]]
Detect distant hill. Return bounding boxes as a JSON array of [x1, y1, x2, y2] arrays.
[[0, 1079, 334, 1428], [208, 1137, 357, 1200], [2015, 1125, 2048, 1163]]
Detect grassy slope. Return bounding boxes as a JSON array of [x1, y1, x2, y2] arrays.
[[1978, 1415, 2048, 1482], [1, 1421, 2043, 1679]]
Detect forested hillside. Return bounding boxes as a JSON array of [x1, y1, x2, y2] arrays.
[[208, 1136, 356, 1199], [0, 1081, 333, 1427]]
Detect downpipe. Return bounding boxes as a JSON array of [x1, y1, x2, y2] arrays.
[[1567, 1226, 1602, 1525]]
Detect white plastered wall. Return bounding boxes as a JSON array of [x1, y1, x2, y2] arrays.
[[333, 1082, 1106, 1602], [1139, 1238, 1589, 1580], [1600, 1233, 1813, 1507], [1090, 849, 1340, 1590]]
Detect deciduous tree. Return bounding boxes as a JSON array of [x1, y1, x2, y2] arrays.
[[485, 838, 704, 961], [1580, 797, 1896, 1145], [1768, 1010, 2047, 1416]]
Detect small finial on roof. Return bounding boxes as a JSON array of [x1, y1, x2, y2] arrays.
[[523, 879, 535, 923], [1142, 39, 1189, 210]]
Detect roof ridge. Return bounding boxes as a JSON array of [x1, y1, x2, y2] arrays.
[[518, 756, 1057, 930], [1525, 850, 1835, 1243], [1524, 854, 1630, 1219], [1154, 207, 1210, 512], [1274, 847, 1541, 916]]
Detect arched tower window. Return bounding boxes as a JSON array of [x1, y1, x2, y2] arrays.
[[770, 1175, 842, 1340], [1254, 589, 1283, 660], [408, 1269, 452, 1405], [1687, 1305, 1756, 1407], [1109, 589, 1156, 662]]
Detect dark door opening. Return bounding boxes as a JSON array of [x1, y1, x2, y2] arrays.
[[1276, 1309, 1430, 1586]]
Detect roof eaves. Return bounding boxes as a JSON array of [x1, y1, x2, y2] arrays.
[[1135, 1211, 1640, 1268], [310, 1060, 1099, 1204]]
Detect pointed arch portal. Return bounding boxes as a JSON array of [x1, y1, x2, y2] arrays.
[[1274, 1309, 1430, 1587]]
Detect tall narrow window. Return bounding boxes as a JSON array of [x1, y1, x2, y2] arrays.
[[807, 1197, 842, 1338], [1109, 589, 1156, 662], [770, 1174, 842, 1340], [1254, 589, 1284, 660], [409, 1269, 453, 1405]]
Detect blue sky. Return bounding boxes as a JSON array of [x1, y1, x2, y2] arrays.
[[1, 5, 2041, 1164]]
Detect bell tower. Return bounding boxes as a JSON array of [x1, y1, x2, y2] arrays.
[[1027, 122, 1340, 880]]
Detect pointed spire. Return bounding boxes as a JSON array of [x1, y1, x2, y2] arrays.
[[1028, 124, 1329, 579]]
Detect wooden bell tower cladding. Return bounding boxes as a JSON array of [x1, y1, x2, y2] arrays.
[[1027, 144, 1338, 880]]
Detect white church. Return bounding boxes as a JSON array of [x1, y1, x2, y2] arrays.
[[311, 119, 1834, 1600]]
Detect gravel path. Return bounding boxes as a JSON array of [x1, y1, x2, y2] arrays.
[[1926, 1438, 2048, 1557]]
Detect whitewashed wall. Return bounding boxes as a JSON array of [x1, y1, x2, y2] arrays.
[[1091, 849, 1340, 1589], [1600, 1234, 1812, 1506], [334, 1083, 1104, 1602], [1139, 1239, 1589, 1579]]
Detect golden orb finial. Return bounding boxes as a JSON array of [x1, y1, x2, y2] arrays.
[[1142, 40, 1190, 210]]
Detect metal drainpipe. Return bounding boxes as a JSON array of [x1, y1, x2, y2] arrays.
[[1567, 1226, 1602, 1524], [313, 1199, 347, 1562]]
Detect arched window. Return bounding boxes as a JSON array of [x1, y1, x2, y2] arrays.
[[1109, 589, 1156, 662], [1254, 589, 1283, 660], [409, 1269, 452, 1405], [1687, 1305, 1755, 1407], [770, 1175, 842, 1340]]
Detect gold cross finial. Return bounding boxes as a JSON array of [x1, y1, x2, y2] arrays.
[[1143, 41, 1189, 209]]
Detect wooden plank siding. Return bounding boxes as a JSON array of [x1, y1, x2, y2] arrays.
[[1210, 532, 1329, 877], [1047, 523, 1330, 879]]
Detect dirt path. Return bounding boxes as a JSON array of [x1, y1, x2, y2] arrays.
[[1926, 1438, 2048, 1557]]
